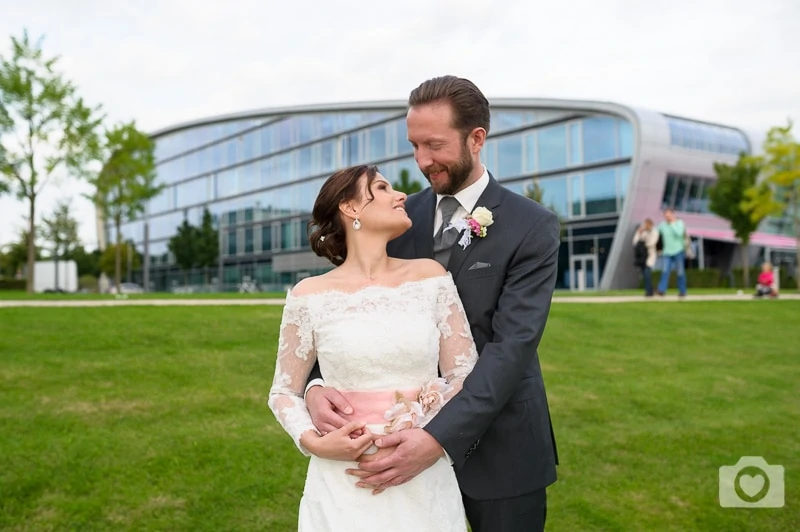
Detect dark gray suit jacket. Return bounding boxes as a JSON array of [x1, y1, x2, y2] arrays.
[[387, 175, 560, 500]]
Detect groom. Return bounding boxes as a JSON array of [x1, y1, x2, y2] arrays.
[[306, 75, 560, 531]]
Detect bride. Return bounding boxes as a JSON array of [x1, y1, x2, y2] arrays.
[[268, 164, 478, 531]]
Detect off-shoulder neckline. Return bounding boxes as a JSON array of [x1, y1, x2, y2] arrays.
[[286, 272, 453, 301]]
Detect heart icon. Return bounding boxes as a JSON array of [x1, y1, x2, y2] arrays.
[[738, 474, 765, 498]]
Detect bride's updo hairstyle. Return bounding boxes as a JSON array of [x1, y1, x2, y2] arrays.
[[308, 165, 379, 266]]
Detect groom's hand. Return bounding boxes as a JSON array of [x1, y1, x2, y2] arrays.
[[306, 386, 355, 435], [347, 429, 444, 492]]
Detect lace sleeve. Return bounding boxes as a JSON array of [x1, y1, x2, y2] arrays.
[[267, 293, 318, 456], [435, 275, 479, 401]]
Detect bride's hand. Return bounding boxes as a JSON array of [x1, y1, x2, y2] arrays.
[[301, 421, 375, 461], [356, 442, 397, 463], [347, 441, 400, 495]]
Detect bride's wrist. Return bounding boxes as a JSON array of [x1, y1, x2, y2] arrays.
[[300, 429, 322, 453]]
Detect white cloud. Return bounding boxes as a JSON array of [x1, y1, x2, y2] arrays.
[[1, 0, 798, 247]]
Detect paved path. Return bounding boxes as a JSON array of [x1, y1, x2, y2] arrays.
[[1, 293, 797, 307]]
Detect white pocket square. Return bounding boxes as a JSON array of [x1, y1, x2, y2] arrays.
[[468, 261, 491, 271]]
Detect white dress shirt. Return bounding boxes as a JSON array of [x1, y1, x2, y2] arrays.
[[434, 166, 491, 236]]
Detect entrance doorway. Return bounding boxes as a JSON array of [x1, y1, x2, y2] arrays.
[[570, 254, 597, 291]]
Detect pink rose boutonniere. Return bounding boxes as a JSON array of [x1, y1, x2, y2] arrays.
[[445, 206, 494, 249]]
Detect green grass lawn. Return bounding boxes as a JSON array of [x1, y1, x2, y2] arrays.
[[1, 287, 784, 301], [1, 302, 797, 531], [0, 290, 288, 300]]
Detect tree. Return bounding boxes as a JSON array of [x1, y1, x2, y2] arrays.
[[708, 154, 767, 288], [195, 207, 219, 285], [99, 242, 140, 280], [40, 199, 81, 291], [743, 120, 800, 287], [0, 30, 104, 292], [1, 227, 42, 278], [65, 245, 101, 278], [168, 218, 199, 284], [393, 169, 423, 195], [88, 121, 162, 293]]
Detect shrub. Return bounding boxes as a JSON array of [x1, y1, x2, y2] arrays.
[[0, 279, 26, 291], [79, 275, 98, 292]]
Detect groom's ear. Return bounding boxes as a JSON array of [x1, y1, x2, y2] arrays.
[[467, 127, 487, 154]]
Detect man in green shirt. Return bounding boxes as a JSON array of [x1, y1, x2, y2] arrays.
[[657, 209, 687, 297]]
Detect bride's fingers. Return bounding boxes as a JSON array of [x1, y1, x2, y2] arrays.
[[334, 420, 366, 436], [353, 433, 375, 455]]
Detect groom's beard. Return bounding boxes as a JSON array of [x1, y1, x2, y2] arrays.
[[422, 142, 473, 196]]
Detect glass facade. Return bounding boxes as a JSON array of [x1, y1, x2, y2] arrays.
[[119, 107, 635, 292], [666, 116, 750, 156], [661, 173, 715, 213]]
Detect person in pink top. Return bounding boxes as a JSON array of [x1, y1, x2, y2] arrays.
[[754, 261, 778, 298]]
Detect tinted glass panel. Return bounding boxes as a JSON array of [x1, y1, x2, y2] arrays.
[[538, 125, 567, 171], [583, 117, 617, 163]]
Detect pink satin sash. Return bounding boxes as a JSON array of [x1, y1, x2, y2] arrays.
[[340, 388, 420, 425]]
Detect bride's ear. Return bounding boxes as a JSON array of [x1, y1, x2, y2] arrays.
[[338, 200, 358, 222]]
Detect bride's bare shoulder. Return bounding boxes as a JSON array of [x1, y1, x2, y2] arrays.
[[289, 273, 338, 297], [401, 258, 447, 281]]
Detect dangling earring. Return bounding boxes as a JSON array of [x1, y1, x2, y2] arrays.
[[352, 218, 361, 231]]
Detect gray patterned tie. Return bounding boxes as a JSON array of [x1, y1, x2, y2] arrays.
[[433, 196, 461, 267]]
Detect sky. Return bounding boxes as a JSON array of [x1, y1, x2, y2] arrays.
[[1, 0, 798, 250]]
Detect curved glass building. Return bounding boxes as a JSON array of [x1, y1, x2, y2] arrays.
[[113, 99, 795, 292]]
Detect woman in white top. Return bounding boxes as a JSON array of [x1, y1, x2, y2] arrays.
[[632, 218, 660, 296]]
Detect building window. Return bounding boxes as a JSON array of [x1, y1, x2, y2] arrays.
[[245, 228, 254, 253], [496, 135, 523, 178], [570, 174, 583, 217], [538, 125, 567, 172], [568, 122, 582, 166], [666, 117, 749, 155], [661, 173, 716, 214], [227, 230, 236, 255], [583, 168, 618, 215], [582, 117, 617, 163], [261, 223, 272, 251], [281, 221, 294, 250], [369, 126, 387, 160], [524, 133, 536, 173]]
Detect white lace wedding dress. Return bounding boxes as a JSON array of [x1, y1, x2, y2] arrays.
[[268, 273, 478, 532]]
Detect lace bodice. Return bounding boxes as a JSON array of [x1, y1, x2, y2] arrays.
[[268, 273, 479, 455]]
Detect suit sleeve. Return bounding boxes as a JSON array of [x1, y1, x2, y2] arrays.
[[423, 209, 560, 468]]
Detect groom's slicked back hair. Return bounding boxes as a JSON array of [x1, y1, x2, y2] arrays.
[[408, 75, 491, 137]]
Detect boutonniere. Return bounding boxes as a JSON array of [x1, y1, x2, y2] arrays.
[[445, 206, 494, 249]]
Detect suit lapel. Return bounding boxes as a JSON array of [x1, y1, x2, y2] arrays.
[[447, 175, 504, 278], [413, 189, 436, 259]]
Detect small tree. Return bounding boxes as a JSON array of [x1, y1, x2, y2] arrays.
[[0, 30, 103, 292], [100, 242, 140, 280], [168, 218, 199, 284], [743, 120, 800, 287], [2, 226, 42, 279], [195, 207, 219, 285], [708, 154, 766, 288], [393, 169, 423, 195], [88, 121, 162, 293], [40, 199, 81, 291], [65, 245, 101, 278]]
